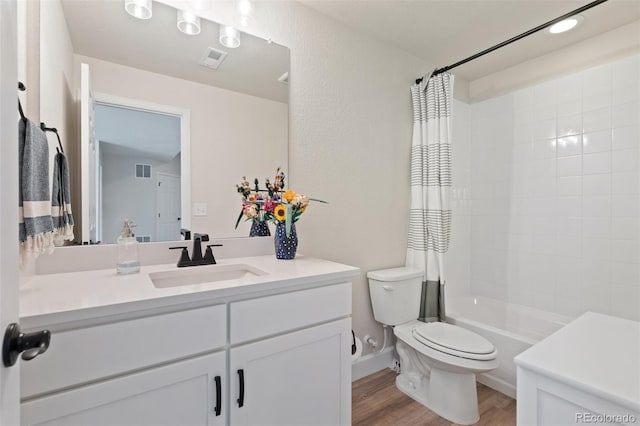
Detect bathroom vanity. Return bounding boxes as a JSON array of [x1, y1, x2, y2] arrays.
[[19, 255, 358, 426], [515, 312, 640, 426]]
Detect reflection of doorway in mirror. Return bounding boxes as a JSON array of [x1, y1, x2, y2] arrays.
[[156, 173, 182, 242], [94, 101, 184, 244]]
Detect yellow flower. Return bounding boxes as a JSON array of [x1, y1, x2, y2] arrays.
[[283, 189, 296, 203], [274, 204, 287, 221]]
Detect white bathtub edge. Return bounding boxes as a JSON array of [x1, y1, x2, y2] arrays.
[[478, 372, 516, 399], [352, 347, 395, 382]]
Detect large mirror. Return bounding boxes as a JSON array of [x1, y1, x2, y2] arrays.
[[39, 0, 289, 244]]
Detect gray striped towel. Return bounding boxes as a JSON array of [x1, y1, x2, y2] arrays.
[[19, 119, 54, 258], [52, 151, 74, 244]]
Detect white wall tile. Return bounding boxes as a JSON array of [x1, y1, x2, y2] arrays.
[[557, 155, 582, 176], [582, 217, 610, 239], [557, 135, 582, 157], [583, 107, 611, 133], [612, 149, 639, 172], [583, 63, 612, 97], [583, 130, 611, 154], [557, 114, 582, 137], [583, 151, 611, 175], [556, 217, 580, 239], [611, 239, 640, 263], [583, 238, 611, 261], [557, 176, 581, 196], [612, 101, 640, 128], [533, 138, 557, 159], [582, 195, 611, 217], [583, 174, 611, 195], [612, 125, 639, 151], [465, 54, 640, 320], [557, 100, 581, 117], [612, 195, 639, 217], [532, 118, 557, 140], [556, 73, 582, 102]]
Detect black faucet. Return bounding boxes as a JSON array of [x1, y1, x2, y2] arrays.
[[169, 233, 223, 267]]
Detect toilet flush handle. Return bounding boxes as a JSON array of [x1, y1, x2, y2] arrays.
[[382, 285, 395, 291]]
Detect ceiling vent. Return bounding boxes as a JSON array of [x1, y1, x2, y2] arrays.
[[278, 71, 289, 85], [199, 47, 228, 70]]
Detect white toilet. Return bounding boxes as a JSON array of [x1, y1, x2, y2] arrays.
[[368, 267, 498, 425]]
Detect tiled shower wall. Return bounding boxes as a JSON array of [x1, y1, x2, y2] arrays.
[[460, 54, 639, 320]]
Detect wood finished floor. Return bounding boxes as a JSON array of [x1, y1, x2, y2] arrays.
[[352, 369, 516, 426]]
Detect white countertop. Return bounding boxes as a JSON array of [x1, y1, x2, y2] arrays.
[[515, 312, 640, 411], [20, 255, 359, 329]]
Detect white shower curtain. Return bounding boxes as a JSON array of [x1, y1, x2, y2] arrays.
[[406, 72, 454, 323]]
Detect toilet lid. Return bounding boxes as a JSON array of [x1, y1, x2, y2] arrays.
[[412, 322, 497, 361]]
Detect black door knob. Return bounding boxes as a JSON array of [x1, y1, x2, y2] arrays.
[[2, 323, 51, 367]]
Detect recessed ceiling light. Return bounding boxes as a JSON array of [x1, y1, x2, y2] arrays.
[[124, 0, 152, 20], [547, 15, 583, 34]]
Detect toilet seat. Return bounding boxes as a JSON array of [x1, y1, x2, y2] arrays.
[[411, 322, 497, 361]]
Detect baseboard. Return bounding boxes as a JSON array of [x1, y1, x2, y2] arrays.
[[477, 373, 516, 399], [351, 346, 394, 382]]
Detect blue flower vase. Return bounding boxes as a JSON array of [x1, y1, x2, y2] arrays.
[[249, 220, 270, 237], [274, 223, 298, 259]]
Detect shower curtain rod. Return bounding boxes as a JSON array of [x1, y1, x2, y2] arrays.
[[416, 0, 609, 84]]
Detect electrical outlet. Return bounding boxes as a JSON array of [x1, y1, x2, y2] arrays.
[[193, 203, 208, 217]]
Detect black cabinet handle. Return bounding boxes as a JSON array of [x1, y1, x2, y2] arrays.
[[237, 369, 245, 408], [214, 375, 222, 416]]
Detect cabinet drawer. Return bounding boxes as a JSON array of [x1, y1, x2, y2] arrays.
[[22, 304, 226, 399], [230, 282, 351, 344], [22, 351, 226, 426]]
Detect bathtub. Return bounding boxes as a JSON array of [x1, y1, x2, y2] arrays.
[[446, 294, 573, 398]]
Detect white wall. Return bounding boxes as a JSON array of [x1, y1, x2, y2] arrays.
[[75, 54, 288, 240], [101, 153, 181, 244], [159, 0, 433, 355], [465, 54, 640, 321], [39, 0, 79, 243]]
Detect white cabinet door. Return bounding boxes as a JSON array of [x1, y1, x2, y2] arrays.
[[229, 318, 351, 426], [22, 351, 226, 426]]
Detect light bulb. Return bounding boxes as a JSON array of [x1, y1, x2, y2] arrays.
[[177, 9, 201, 35], [220, 25, 241, 48], [125, 0, 152, 20]]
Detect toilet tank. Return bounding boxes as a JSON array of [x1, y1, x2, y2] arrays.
[[367, 267, 424, 326]]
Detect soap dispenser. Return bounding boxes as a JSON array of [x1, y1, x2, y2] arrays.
[[117, 219, 140, 274]]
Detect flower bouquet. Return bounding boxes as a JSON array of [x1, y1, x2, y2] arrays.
[[235, 167, 326, 258]]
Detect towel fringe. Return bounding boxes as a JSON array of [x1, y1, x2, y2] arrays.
[[21, 232, 55, 256], [53, 224, 74, 246]]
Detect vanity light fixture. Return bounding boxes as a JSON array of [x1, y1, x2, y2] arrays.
[[547, 15, 583, 34], [124, 0, 152, 20], [220, 25, 241, 48], [236, 0, 255, 27], [177, 9, 201, 35]]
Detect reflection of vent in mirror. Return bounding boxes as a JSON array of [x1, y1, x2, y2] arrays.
[[136, 235, 151, 243], [278, 72, 289, 84], [135, 164, 152, 178], [199, 47, 228, 70]]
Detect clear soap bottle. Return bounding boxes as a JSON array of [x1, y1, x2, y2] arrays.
[[117, 219, 140, 274]]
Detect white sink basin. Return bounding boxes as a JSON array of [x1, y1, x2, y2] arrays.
[[150, 264, 267, 288]]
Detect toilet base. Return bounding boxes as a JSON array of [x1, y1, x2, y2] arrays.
[[396, 341, 480, 425]]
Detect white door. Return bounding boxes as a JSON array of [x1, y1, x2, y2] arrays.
[[21, 351, 227, 426], [156, 173, 181, 241], [229, 319, 351, 426], [80, 63, 96, 244], [0, 0, 21, 423]]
